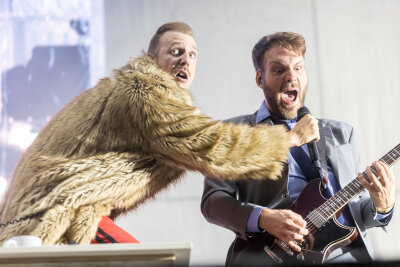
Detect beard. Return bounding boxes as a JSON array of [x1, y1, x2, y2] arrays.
[[264, 83, 307, 120]]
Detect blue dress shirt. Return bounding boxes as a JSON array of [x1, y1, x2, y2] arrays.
[[246, 101, 392, 233]]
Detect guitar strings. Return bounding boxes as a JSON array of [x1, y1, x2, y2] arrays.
[[265, 143, 400, 261], [267, 172, 378, 259]]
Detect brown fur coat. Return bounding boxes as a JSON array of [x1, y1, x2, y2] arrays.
[[0, 55, 289, 245]]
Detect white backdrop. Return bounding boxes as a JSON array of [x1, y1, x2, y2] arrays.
[[1, 0, 398, 266], [104, 0, 400, 265]]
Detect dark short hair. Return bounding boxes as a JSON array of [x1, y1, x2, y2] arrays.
[[252, 32, 306, 70], [147, 22, 194, 55]]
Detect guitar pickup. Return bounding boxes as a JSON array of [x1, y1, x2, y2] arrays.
[[264, 245, 284, 264]]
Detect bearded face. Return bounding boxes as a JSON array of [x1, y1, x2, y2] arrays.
[[264, 80, 308, 120], [258, 45, 308, 120]]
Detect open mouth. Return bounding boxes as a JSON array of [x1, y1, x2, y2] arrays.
[[175, 69, 188, 81], [282, 89, 298, 105]]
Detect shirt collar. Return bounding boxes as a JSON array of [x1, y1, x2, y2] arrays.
[[256, 100, 272, 124], [256, 100, 298, 128]]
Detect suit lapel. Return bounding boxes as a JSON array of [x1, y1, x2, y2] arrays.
[[249, 111, 259, 126], [254, 113, 274, 126], [322, 122, 344, 188]]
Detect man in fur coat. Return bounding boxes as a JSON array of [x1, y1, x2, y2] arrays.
[[0, 22, 319, 245]]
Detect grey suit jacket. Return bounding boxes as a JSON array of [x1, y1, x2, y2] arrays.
[[201, 111, 392, 262]]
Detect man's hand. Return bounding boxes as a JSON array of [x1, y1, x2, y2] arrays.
[[258, 208, 308, 252], [358, 161, 395, 213], [288, 114, 319, 147]]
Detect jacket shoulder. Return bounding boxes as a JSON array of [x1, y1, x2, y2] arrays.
[[320, 118, 353, 132], [223, 112, 257, 125], [114, 55, 194, 105], [118, 55, 175, 85], [320, 118, 355, 144]]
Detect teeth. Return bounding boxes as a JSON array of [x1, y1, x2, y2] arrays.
[[177, 72, 187, 79]]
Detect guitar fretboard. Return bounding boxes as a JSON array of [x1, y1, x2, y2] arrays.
[[316, 143, 400, 220]]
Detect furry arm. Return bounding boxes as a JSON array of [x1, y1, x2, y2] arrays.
[[119, 57, 289, 180]]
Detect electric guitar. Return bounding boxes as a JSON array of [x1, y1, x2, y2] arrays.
[[235, 142, 399, 265]]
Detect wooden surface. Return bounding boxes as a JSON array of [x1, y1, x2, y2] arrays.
[[0, 242, 191, 266]]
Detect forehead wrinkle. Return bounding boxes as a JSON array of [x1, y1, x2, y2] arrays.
[[268, 57, 304, 66]]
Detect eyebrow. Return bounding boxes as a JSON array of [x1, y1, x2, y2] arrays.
[[270, 59, 304, 65], [169, 41, 198, 51]]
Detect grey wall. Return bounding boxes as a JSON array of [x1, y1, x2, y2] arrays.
[[105, 0, 400, 265]]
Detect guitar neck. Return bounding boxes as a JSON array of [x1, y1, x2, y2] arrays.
[[317, 143, 400, 219]]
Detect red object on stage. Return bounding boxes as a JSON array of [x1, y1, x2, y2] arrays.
[[91, 216, 139, 244]]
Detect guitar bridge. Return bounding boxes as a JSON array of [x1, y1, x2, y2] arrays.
[[274, 238, 294, 256]]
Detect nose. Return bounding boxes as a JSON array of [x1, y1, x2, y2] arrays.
[[179, 52, 193, 66], [286, 69, 297, 83]]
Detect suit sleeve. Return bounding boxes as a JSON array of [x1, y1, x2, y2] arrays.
[[201, 176, 255, 240], [130, 71, 289, 181], [348, 127, 393, 228]]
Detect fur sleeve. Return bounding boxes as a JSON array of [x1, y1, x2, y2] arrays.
[[122, 61, 289, 181]]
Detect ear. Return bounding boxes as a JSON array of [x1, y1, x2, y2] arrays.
[[147, 52, 156, 59], [256, 70, 263, 89]]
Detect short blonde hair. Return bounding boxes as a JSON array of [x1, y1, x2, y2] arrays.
[[147, 22, 194, 56]]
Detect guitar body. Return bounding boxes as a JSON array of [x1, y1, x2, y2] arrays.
[[291, 179, 359, 263], [231, 143, 400, 265], [232, 179, 359, 265]]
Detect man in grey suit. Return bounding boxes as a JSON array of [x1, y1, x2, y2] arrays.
[[201, 32, 395, 265]]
